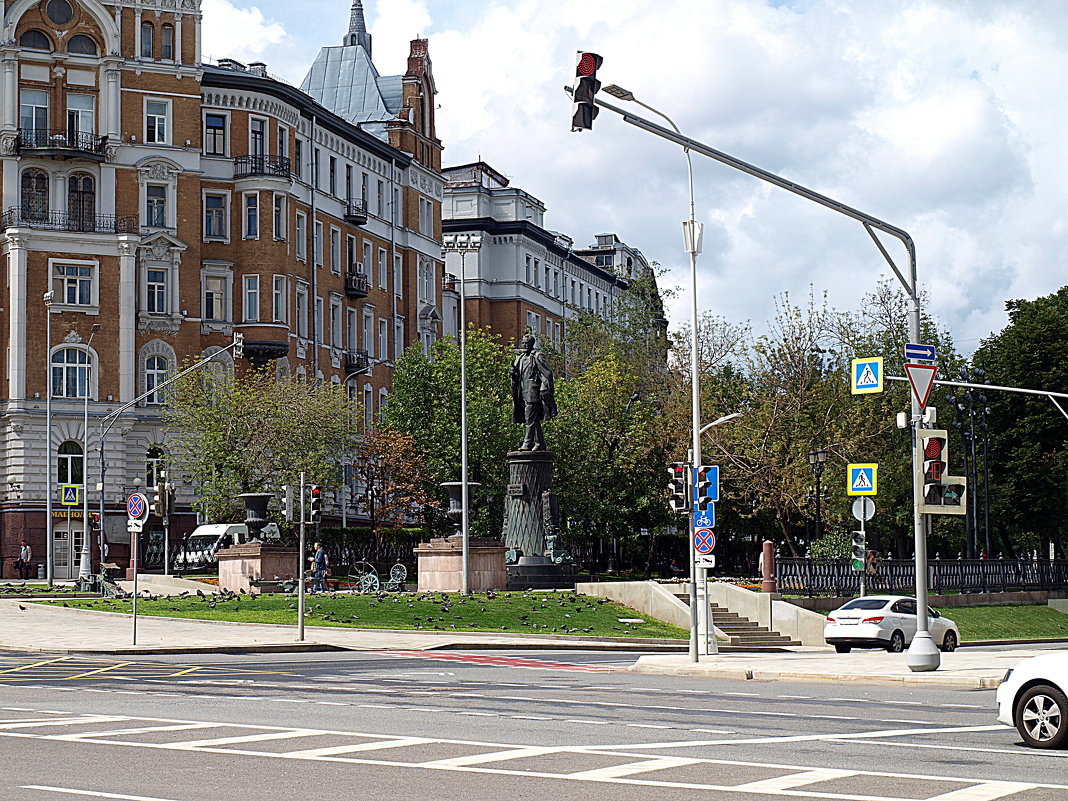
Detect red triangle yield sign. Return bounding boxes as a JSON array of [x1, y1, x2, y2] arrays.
[[904, 362, 938, 410]]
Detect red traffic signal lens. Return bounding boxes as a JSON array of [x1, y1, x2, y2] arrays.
[[577, 52, 600, 76], [923, 438, 944, 459]]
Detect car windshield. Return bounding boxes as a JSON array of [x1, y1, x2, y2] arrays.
[[840, 599, 887, 610]]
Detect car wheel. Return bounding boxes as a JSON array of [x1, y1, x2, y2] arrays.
[[886, 631, 905, 653], [834, 644, 851, 654], [1015, 684, 1067, 749], [940, 631, 958, 652]]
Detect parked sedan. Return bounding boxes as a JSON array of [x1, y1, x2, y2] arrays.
[[996, 651, 1068, 749], [824, 595, 960, 653]]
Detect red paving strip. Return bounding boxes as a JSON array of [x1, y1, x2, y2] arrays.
[[376, 651, 625, 672]]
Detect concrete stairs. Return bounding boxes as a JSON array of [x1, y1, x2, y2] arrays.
[[673, 590, 801, 648]]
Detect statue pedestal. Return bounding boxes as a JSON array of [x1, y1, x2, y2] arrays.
[[217, 543, 298, 594], [414, 536, 507, 593], [503, 450, 554, 556]]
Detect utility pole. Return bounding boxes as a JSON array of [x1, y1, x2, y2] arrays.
[[298, 471, 306, 642]]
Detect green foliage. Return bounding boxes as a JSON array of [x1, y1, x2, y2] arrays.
[[163, 366, 362, 523], [808, 530, 853, 559]]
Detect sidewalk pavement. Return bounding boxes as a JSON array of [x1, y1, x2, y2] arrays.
[[629, 648, 1045, 689]]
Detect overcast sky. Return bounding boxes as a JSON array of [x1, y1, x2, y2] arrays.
[[202, 0, 1068, 353]]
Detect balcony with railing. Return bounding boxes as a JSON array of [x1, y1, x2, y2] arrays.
[[344, 267, 369, 298], [344, 197, 368, 225], [2, 207, 137, 234], [16, 128, 109, 161], [344, 349, 370, 373], [233, 154, 292, 179]]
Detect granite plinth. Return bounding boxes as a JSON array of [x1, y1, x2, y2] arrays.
[[506, 562, 590, 591], [414, 536, 507, 592], [217, 543, 299, 595]]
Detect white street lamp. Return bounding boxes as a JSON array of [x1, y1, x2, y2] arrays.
[[605, 83, 705, 663], [43, 291, 54, 586], [79, 323, 101, 579], [442, 232, 482, 594]]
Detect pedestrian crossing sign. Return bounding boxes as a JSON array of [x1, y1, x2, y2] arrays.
[[847, 464, 878, 496], [60, 484, 80, 506], [851, 357, 883, 395]]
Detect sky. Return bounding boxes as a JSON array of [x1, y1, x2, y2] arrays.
[[201, 0, 1068, 353]]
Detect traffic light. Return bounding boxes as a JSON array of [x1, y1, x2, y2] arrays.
[[152, 482, 167, 517], [233, 331, 244, 359], [851, 531, 866, 571], [917, 428, 967, 515], [309, 485, 322, 523], [667, 463, 687, 514], [280, 485, 293, 522], [865, 550, 877, 575], [89, 512, 101, 532], [571, 51, 603, 132], [694, 465, 718, 511]]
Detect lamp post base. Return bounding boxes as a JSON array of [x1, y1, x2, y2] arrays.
[[906, 632, 941, 672]]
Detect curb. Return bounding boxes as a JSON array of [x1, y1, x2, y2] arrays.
[[0, 643, 347, 656], [627, 662, 1004, 689]]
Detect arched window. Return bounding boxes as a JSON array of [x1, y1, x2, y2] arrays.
[[21, 169, 48, 221], [145, 355, 170, 404], [140, 22, 154, 59], [66, 35, 98, 56], [57, 441, 84, 485], [19, 30, 51, 51], [68, 173, 96, 232], [51, 347, 91, 398], [161, 24, 175, 61], [146, 447, 166, 487]]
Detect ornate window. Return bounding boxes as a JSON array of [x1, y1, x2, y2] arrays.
[[140, 22, 154, 59], [51, 347, 91, 398], [67, 173, 96, 232], [67, 35, 98, 56], [57, 441, 84, 486], [161, 24, 175, 61], [145, 356, 170, 404], [146, 447, 166, 487], [53, 262, 93, 306], [46, 0, 73, 25], [20, 30, 52, 51], [146, 268, 167, 313], [20, 169, 48, 221]]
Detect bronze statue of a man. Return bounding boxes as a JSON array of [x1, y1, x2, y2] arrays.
[[511, 331, 556, 451]]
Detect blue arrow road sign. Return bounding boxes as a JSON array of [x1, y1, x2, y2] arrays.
[[692, 465, 719, 505], [693, 505, 715, 529], [905, 342, 936, 361]]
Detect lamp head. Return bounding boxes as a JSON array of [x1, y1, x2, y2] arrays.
[[603, 84, 635, 102]]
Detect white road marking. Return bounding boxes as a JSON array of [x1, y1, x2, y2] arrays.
[[0, 716, 126, 730], [689, 728, 735, 734], [422, 746, 553, 768], [568, 756, 701, 780], [732, 768, 855, 792], [22, 787, 187, 801], [53, 723, 218, 741], [171, 730, 326, 748], [283, 737, 434, 758], [826, 736, 1066, 758], [924, 782, 1039, 801], [625, 724, 672, 729]]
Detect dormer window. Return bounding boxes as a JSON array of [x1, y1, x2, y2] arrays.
[[67, 35, 98, 56], [19, 30, 51, 51]]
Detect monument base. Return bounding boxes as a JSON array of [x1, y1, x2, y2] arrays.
[[506, 561, 591, 591], [415, 536, 507, 593], [217, 543, 299, 594]]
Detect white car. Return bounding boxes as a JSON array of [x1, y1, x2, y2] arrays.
[[824, 595, 960, 654], [996, 651, 1068, 749]]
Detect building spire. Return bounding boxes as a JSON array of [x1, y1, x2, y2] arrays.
[[344, 0, 372, 54]]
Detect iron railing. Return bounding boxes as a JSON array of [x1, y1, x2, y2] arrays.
[[17, 128, 108, 158], [776, 557, 1068, 596], [344, 349, 370, 372], [2, 207, 138, 234], [344, 198, 368, 224], [234, 154, 291, 178], [344, 270, 369, 297]]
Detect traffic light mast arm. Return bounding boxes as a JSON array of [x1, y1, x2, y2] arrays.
[[886, 375, 1068, 423]]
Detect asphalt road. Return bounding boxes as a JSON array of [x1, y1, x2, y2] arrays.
[[0, 648, 1065, 801]]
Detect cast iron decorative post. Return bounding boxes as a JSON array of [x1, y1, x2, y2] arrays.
[[807, 448, 827, 542]]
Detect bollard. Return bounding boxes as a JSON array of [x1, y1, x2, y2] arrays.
[[761, 539, 777, 594]]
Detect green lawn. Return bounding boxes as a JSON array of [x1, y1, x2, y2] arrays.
[[44, 590, 689, 640], [935, 605, 1068, 642]]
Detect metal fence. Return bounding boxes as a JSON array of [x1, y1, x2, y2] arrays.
[[776, 557, 1068, 597]]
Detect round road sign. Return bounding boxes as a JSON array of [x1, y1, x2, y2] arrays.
[[851, 497, 876, 522], [127, 492, 149, 520], [694, 528, 716, 554]]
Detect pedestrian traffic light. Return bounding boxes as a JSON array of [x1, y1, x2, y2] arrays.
[[280, 485, 293, 522], [667, 462, 687, 514], [865, 550, 877, 575], [571, 51, 603, 132], [233, 331, 245, 359], [309, 485, 322, 523], [89, 512, 101, 532], [917, 428, 967, 515], [851, 531, 865, 571]]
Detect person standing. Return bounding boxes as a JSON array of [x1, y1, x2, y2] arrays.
[[15, 540, 32, 579], [310, 541, 329, 593]]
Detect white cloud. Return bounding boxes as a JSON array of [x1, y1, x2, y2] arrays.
[[200, 0, 287, 65]]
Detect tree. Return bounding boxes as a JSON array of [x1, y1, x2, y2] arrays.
[[972, 286, 1068, 558], [385, 328, 514, 538], [163, 366, 362, 523]]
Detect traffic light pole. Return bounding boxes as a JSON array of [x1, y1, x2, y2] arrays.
[[298, 471, 306, 643], [582, 91, 938, 670]]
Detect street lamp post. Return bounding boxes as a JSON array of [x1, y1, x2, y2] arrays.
[[79, 323, 101, 578], [604, 83, 705, 663], [442, 233, 482, 594], [44, 291, 55, 586], [807, 448, 828, 543]]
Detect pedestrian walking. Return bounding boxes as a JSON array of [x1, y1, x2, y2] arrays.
[[14, 540, 32, 579], [310, 541, 329, 593]]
